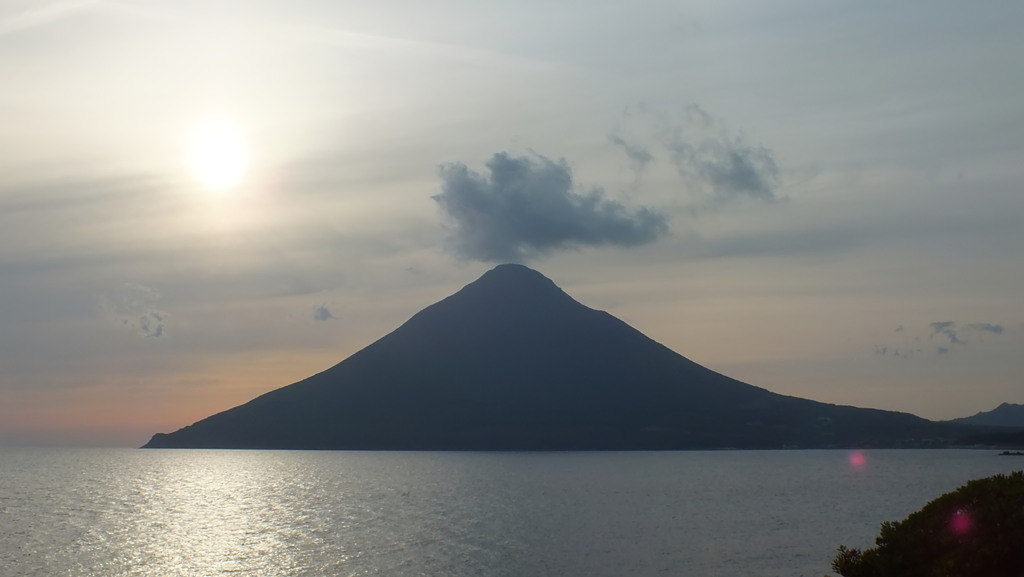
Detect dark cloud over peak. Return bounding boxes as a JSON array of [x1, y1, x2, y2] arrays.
[[433, 152, 668, 263]]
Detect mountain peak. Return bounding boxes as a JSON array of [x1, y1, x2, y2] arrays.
[[144, 265, 961, 450], [952, 402, 1024, 428], [436, 263, 575, 315], [473, 263, 560, 291], [488, 262, 536, 274]]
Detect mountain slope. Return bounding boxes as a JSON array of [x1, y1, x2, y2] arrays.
[[951, 403, 1024, 428], [145, 264, 963, 450]]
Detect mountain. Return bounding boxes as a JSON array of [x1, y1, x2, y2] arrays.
[[950, 403, 1024, 428], [144, 264, 967, 450]]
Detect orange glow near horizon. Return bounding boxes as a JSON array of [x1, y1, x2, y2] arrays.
[[0, 348, 341, 447]]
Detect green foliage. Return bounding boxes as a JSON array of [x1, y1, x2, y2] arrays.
[[830, 470, 1024, 577]]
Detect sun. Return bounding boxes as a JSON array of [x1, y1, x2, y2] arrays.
[[187, 116, 249, 191]]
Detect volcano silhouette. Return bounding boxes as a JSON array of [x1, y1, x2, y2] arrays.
[[144, 264, 961, 449]]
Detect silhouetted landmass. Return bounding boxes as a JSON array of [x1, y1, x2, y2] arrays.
[[949, 403, 1024, 447], [950, 402, 1024, 428], [144, 264, 974, 450], [956, 429, 1024, 449], [831, 471, 1024, 576]]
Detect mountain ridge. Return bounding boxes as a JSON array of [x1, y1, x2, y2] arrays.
[[145, 264, 970, 450], [950, 402, 1024, 428]]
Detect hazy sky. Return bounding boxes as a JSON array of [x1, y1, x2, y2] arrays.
[[2, 0, 1022, 446]]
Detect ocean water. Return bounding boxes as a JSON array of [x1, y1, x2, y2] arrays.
[[1, 449, 1021, 577]]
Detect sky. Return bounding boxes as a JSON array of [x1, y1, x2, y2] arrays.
[[1, 0, 1022, 447]]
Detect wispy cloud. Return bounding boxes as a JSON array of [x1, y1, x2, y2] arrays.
[[877, 320, 1007, 358], [930, 321, 962, 344], [434, 152, 668, 263], [0, 0, 101, 37], [312, 304, 335, 322], [100, 282, 167, 338], [609, 134, 654, 180], [929, 321, 1004, 345], [136, 311, 165, 338], [668, 153, 778, 204], [611, 103, 782, 208], [874, 344, 922, 359], [967, 322, 1004, 335]]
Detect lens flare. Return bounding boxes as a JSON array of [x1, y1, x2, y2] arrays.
[[849, 452, 866, 468], [950, 509, 972, 534]]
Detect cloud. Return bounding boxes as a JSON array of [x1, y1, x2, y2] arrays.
[[930, 321, 962, 344], [928, 321, 1003, 345], [101, 282, 168, 338], [878, 320, 1007, 358], [610, 134, 654, 177], [313, 304, 335, 321], [137, 312, 165, 338], [662, 105, 780, 204], [874, 345, 921, 359], [967, 322, 1004, 335], [610, 104, 782, 208], [434, 152, 668, 263]]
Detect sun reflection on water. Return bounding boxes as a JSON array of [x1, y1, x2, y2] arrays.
[[122, 451, 304, 576], [9, 449, 1023, 577]]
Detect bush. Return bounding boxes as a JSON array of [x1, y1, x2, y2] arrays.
[[830, 470, 1024, 577]]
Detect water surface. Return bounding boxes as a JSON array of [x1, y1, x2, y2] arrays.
[[1, 449, 1020, 576]]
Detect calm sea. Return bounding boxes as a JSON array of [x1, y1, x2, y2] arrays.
[[1, 449, 1020, 577]]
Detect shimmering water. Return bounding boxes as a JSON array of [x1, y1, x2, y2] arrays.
[[1, 449, 1020, 577]]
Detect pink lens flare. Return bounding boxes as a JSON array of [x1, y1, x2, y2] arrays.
[[950, 509, 972, 535], [849, 452, 866, 468]]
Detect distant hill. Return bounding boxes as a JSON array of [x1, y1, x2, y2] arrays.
[[145, 264, 970, 450], [950, 403, 1024, 428], [953, 427, 1024, 449]]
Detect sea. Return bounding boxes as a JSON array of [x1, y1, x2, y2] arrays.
[[1, 449, 1021, 577]]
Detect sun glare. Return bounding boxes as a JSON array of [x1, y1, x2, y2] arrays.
[[187, 117, 249, 191]]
